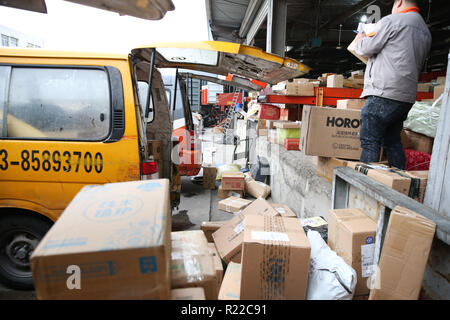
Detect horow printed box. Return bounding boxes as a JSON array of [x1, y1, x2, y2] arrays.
[[30, 180, 172, 300]]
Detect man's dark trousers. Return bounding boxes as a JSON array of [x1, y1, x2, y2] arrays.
[[360, 95, 413, 169]]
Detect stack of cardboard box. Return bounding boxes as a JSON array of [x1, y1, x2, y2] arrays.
[[218, 172, 246, 199]]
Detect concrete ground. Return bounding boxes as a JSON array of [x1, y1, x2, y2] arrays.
[[0, 124, 251, 299]]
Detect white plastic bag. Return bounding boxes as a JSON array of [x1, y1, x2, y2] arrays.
[[306, 230, 357, 300]]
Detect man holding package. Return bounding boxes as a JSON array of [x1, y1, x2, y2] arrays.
[[353, 0, 431, 169]]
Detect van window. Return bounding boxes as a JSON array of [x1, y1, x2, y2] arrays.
[[137, 81, 154, 123], [0, 66, 111, 140]]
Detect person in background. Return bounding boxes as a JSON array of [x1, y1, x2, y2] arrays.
[[354, 0, 431, 169]]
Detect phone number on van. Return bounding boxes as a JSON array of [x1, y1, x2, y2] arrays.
[[0, 149, 103, 173]]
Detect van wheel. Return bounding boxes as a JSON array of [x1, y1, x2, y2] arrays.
[[0, 214, 52, 290]]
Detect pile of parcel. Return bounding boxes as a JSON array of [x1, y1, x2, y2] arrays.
[[30, 177, 436, 300]]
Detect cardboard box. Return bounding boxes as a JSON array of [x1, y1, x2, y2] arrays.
[[328, 208, 377, 296], [171, 288, 206, 300], [221, 172, 245, 191], [240, 215, 311, 300], [300, 106, 362, 159], [259, 103, 280, 120], [417, 83, 432, 92], [30, 180, 172, 300], [218, 262, 242, 300], [369, 206, 436, 300], [202, 164, 217, 190], [218, 184, 244, 199], [171, 231, 218, 300], [245, 179, 271, 199], [347, 38, 369, 64], [327, 74, 344, 88], [258, 128, 268, 136], [312, 156, 348, 183], [401, 129, 434, 154], [280, 108, 298, 121], [201, 221, 227, 242], [213, 126, 223, 134], [265, 120, 277, 129], [257, 119, 266, 130], [272, 81, 315, 96], [208, 243, 224, 291], [284, 138, 300, 150], [347, 162, 428, 203], [148, 140, 162, 160], [218, 196, 253, 213], [436, 76, 446, 84], [275, 122, 301, 145], [433, 84, 445, 99], [268, 129, 278, 144], [336, 99, 366, 110], [271, 204, 297, 218], [212, 199, 279, 263]]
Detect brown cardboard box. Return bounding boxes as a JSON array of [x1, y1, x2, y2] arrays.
[[328, 208, 377, 296], [436, 76, 446, 84], [202, 164, 217, 190], [218, 184, 244, 199], [171, 230, 218, 300], [148, 140, 162, 160], [347, 162, 428, 203], [300, 106, 362, 159], [221, 172, 245, 191], [218, 262, 242, 300], [271, 204, 297, 218], [336, 99, 366, 110], [401, 129, 434, 154], [417, 83, 432, 92], [240, 215, 311, 300], [327, 74, 344, 88], [212, 199, 279, 263], [245, 179, 271, 199], [347, 38, 368, 64], [369, 206, 436, 300], [265, 120, 277, 129], [208, 243, 224, 291], [201, 221, 227, 242], [218, 196, 253, 213], [30, 180, 172, 300], [434, 84, 445, 99], [312, 156, 348, 183], [272, 81, 315, 96], [171, 288, 206, 300]]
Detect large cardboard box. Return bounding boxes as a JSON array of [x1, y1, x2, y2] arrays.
[[271, 204, 297, 218], [347, 38, 369, 64], [221, 172, 245, 191], [327, 74, 344, 88], [171, 288, 206, 300], [347, 162, 428, 203], [218, 184, 244, 199], [202, 164, 217, 190], [171, 231, 218, 300], [401, 129, 434, 155], [433, 84, 445, 99], [218, 262, 242, 300], [208, 243, 224, 292], [212, 199, 279, 263], [148, 140, 162, 160], [369, 206, 436, 300], [259, 104, 280, 120], [201, 221, 227, 242], [328, 208, 377, 296], [240, 215, 311, 300], [312, 156, 348, 183], [218, 196, 252, 213], [272, 81, 315, 96], [300, 105, 362, 159], [30, 180, 172, 300], [336, 99, 366, 110]]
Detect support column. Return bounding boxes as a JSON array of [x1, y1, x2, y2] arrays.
[[266, 0, 287, 57]]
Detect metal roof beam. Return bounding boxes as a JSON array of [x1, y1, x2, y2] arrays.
[[245, 0, 270, 46], [239, 0, 264, 38]]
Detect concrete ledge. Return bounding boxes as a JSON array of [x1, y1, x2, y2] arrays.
[[255, 137, 332, 219]]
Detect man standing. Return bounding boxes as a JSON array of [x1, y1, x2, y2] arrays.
[[354, 0, 431, 169]]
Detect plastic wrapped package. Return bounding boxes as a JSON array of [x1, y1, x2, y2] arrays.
[[306, 230, 357, 300], [171, 230, 218, 300], [215, 164, 241, 180], [403, 101, 442, 138]]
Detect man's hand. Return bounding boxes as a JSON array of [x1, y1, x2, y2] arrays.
[[355, 32, 366, 41]]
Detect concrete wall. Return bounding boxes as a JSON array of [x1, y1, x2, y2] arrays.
[[255, 136, 332, 219]]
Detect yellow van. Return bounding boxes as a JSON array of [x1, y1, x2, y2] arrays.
[[0, 41, 309, 289]]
